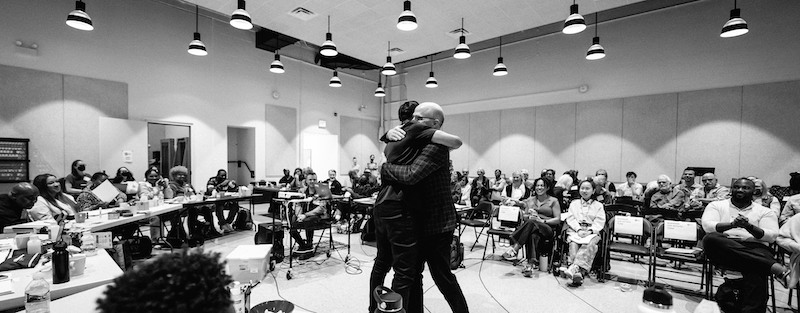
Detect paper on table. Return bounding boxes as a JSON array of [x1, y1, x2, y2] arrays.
[[0, 279, 12, 296], [92, 180, 120, 203]]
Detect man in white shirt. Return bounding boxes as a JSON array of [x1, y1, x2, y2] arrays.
[[701, 178, 789, 312]]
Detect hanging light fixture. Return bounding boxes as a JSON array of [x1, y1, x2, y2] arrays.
[[374, 75, 385, 97], [66, 0, 93, 31], [329, 70, 342, 87], [397, 0, 417, 31], [493, 37, 508, 77], [586, 12, 605, 60], [453, 18, 470, 59], [320, 16, 338, 57], [562, 0, 586, 35], [188, 5, 208, 56], [381, 42, 397, 76], [720, 0, 748, 38], [270, 52, 284, 74], [230, 0, 253, 30], [425, 56, 438, 88]]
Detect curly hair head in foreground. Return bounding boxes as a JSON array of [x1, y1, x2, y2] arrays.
[[97, 248, 234, 313]]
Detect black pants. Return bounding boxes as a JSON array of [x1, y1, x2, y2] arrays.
[[703, 232, 775, 313], [214, 201, 238, 226], [369, 202, 419, 313], [289, 215, 321, 248], [509, 219, 554, 263], [409, 232, 469, 313], [188, 205, 216, 237]]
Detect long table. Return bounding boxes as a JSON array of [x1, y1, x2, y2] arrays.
[[0, 249, 122, 311], [9, 204, 184, 234]]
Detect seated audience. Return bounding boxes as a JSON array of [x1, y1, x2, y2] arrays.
[[96, 248, 234, 313], [289, 167, 305, 191], [456, 174, 471, 205], [781, 192, 800, 226], [503, 178, 561, 277], [650, 175, 686, 218], [323, 169, 345, 195], [470, 168, 491, 206], [206, 169, 239, 233], [111, 167, 135, 184], [167, 166, 219, 240], [366, 154, 379, 174], [702, 178, 788, 313], [289, 172, 329, 259], [562, 180, 606, 286], [30, 173, 79, 221], [76, 172, 127, 211], [616, 171, 644, 200], [689, 173, 730, 209], [592, 175, 615, 204], [278, 168, 294, 188], [752, 178, 781, 217], [777, 214, 800, 292], [595, 169, 617, 194], [675, 168, 702, 202], [541, 168, 556, 190], [0, 183, 39, 232], [553, 173, 574, 208], [489, 169, 507, 204], [138, 168, 172, 200], [501, 171, 531, 207], [520, 169, 532, 189], [64, 159, 90, 196]]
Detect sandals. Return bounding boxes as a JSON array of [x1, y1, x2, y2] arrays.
[[502, 248, 518, 261], [522, 265, 534, 277]]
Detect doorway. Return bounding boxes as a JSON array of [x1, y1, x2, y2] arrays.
[[147, 122, 191, 179], [227, 127, 256, 185]]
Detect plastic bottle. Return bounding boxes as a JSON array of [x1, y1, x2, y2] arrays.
[[24, 272, 50, 313], [80, 231, 97, 256], [230, 282, 244, 313], [52, 241, 70, 284], [26, 236, 41, 255]]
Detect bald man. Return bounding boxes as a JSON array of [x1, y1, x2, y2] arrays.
[[0, 183, 39, 232], [381, 102, 469, 313], [689, 173, 730, 209]]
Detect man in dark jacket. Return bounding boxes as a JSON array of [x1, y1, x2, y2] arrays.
[[0, 183, 39, 232]]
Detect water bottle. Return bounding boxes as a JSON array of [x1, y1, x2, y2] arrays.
[[230, 282, 244, 313], [25, 272, 50, 313], [52, 241, 70, 284], [80, 231, 97, 256], [27, 236, 42, 255]]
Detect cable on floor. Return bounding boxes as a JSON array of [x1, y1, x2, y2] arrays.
[[550, 267, 604, 313], [477, 257, 512, 313], [267, 270, 318, 313]]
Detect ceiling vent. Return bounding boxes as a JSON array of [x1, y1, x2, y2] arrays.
[[289, 7, 317, 21], [447, 28, 471, 39], [389, 47, 404, 57]]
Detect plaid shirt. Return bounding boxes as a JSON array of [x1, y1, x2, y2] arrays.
[[381, 143, 456, 237]]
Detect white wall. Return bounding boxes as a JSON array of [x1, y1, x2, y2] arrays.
[[0, 0, 380, 188]]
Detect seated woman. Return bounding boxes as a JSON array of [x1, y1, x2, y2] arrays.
[[63, 159, 91, 196], [777, 214, 800, 290], [138, 168, 172, 239], [29, 173, 79, 221], [562, 179, 606, 286], [500, 171, 531, 207], [502, 178, 562, 277], [76, 172, 127, 211], [289, 167, 305, 191], [111, 167, 135, 184], [752, 178, 781, 218], [166, 166, 219, 242]]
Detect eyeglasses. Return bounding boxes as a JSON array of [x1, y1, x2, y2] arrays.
[[657, 181, 669, 185], [412, 115, 436, 122], [701, 179, 714, 182]]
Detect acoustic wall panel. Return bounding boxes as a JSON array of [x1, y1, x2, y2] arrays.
[[740, 81, 800, 186], [621, 94, 678, 182], [676, 87, 742, 182], [534, 103, 577, 176], [499, 107, 536, 175], [443, 113, 470, 173], [468, 110, 501, 173], [575, 99, 623, 182], [265, 104, 297, 176]]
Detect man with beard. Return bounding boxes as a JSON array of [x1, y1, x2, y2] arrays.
[[702, 178, 788, 313]]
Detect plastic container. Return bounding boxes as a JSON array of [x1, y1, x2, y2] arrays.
[[52, 241, 70, 284], [231, 282, 244, 313], [25, 272, 50, 313], [80, 231, 97, 256], [26, 236, 42, 255]]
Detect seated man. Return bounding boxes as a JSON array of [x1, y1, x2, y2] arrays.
[[616, 171, 644, 200], [650, 175, 686, 219], [595, 169, 617, 194], [675, 168, 702, 203], [592, 174, 615, 204], [469, 168, 491, 206], [0, 183, 39, 232], [289, 172, 329, 259], [702, 178, 789, 313], [206, 169, 239, 233], [323, 169, 345, 195], [689, 173, 730, 210], [97, 248, 235, 313]]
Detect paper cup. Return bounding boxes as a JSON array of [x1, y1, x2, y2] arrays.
[[70, 253, 87, 276]]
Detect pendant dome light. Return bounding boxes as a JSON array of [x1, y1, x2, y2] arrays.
[[453, 18, 471, 59], [585, 12, 605, 60], [270, 52, 285, 74], [66, 0, 93, 31], [381, 41, 397, 76], [493, 37, 508, 77], [329, 70, 342, 87], [562, 0, 586, 35], [397, 1, 418, 31], [425, 56, 438, 88], [320, 16, 338, 57], [720, 0, 748, 38], [230, 0, 253, 30], [187, 5, 208, 56], [374, 75, 386, 97]]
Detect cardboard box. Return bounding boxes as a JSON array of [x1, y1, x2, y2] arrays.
[[225, 244, 272, 284]]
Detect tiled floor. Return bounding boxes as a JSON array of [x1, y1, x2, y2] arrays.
[[154, 203, 798, 313]]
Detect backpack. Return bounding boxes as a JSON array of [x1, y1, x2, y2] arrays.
[[233, 207, 253, 230], [254, 223, 285, 263], [450, 235, 464, 270]]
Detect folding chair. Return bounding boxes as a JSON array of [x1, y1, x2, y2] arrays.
[[458, 201, 493, 251], [601, 215, 655, 286], [482, 205, 522, 261], [652, 220, 708, 298], [284, 198, 335, 280]]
